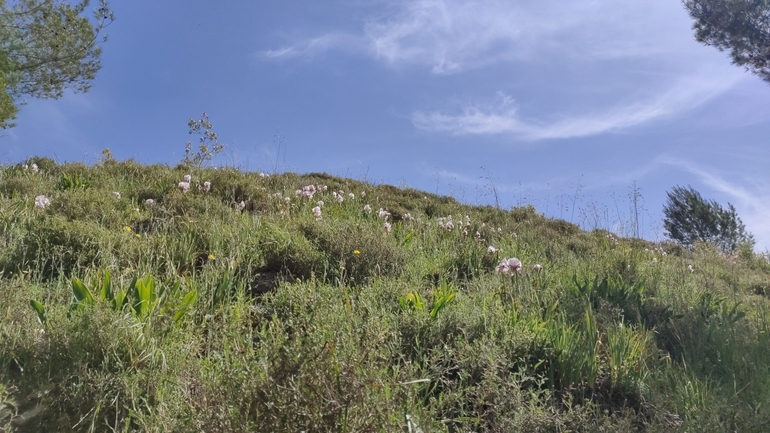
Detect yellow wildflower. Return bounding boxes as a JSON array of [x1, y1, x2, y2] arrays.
[[135, 233, 141, 238], [353, 250, 360, 255], [123, 226, 132, 232], [208, 254, 215, 260]]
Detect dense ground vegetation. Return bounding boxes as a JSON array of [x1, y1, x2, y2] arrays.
[[1, 157, 770, 432]]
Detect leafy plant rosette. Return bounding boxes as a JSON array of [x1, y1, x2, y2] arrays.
[[31, 270, 197, 326]]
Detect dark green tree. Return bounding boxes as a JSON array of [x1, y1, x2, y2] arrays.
[[0, 0, 113, 128], [682, 0, 770, 84], [663, 185, 755, 253]]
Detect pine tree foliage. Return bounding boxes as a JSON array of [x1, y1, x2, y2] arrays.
[[663, 185, 755, 253], [682, 0, 770, 84], [0, 0, 113, 128]]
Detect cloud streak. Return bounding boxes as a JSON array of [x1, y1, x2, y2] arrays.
[[259, 0, 747, 138], [412, 72, 741, 139], [262, 0, 701, 73], [261, 33, 360, 60]]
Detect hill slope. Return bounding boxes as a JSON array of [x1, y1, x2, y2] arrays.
[[2, 158, 770, 432]]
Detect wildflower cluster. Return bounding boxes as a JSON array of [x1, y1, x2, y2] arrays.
[[312, 206, 322, 221], [271, 192, 291, 204], [295, 185, 316, 199], [378, 208, 391, 219], [437, 216, 454, 231], [496, 257, 522, 274], [34, 195, 50, 209], [178, 174, 191, 193], [644, 246, 668, 264], [23, 163, 39, 173]]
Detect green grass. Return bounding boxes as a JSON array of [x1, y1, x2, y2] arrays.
[[1, 157, 770, 431]]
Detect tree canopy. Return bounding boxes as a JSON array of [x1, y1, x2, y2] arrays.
[[0, 0, 113, 128], [683, 0, 770, 84], [663, 185, 754, 253]]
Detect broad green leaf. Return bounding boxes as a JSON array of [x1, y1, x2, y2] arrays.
[[173, 290, 198, 323], [127, 275, 138, 292], [71, 278, 94, 305], [100, 269, 112, 301], [430, 292, 455, 319], [399, 291, 424, 312], [113, 289, 127, 312], [169, 280, 181, 295], [30, 299, 46, 324], [133, 274, 156, 318]]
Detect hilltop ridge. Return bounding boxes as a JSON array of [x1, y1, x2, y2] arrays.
[[1, 158, 770, 431]]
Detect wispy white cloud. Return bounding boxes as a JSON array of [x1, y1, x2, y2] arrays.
[[261, 33, 360, 60], [363, 0, 529, 73], [661, 157, 770, 251], [262, 0, 700, 72], [412, 72, 741, 139], [259, 0, 750, 139]]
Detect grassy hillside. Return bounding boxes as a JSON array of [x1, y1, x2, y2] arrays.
[[2, 157, 770, 432]]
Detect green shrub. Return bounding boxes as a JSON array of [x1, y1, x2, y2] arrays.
[[300, 219, 406, 285], [48, 189, 132, 228], [8, 217, 114, 279], [0, 177, 37, 198], [259, 222, 325, 280]]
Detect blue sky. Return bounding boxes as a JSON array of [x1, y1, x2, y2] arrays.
[[4, 0, 770, 250]]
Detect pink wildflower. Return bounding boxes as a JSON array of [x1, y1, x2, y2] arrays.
[[437, 216, 454, 230], [296, 185, 316, 199], [312, 206, 322, 220], [34, 195, 50, 209], [496, 258, 522, 274]]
